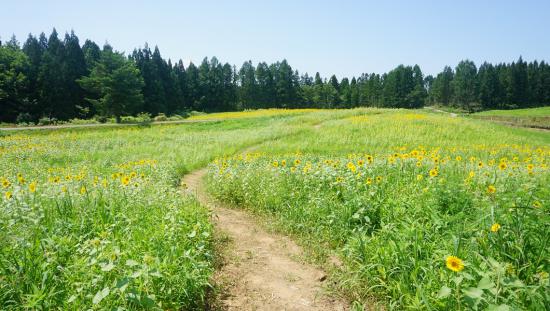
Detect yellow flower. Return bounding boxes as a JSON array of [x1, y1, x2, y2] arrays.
[[5, 191, 12, 200], [490, 223, 501, 232], [366, 177, 373, 185], [61, 186, 68, 193], [429, 168, 438, 177], [455, 156, 462, 161], [498, 162, 507, 171], [416, 161, 422, 167], [478, 162, 483, 168], [357, 159, 365, 166], [121, 176, 130, 186], [468, 171, 475, 178], [290, 167, 296, 173], [80, 186, 87, 195], [533, 201, 542, 208], [29, 182, 37, 193], [416, 174, 423, 181], [366, 155, 373, 163], [281, 160, 286, 167], [272, 161, 279, 168], [294, 159, 301, 166], [446, 256, 464, 272], [487, 185, 496, 194], [376, 176, 382, 183], [2, 179, 10, 188], [335, 176, 344, 183]]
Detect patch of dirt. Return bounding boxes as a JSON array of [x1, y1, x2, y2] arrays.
[[181, 168, 348, 311]]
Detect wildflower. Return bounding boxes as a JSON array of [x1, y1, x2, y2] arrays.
[[61, 186, 68, 193], [376, 176, 382, 183], [478, 162, 483, 168], [272, 161, 279, 168], [366, 177, 373, 185], [281, 160, 286, 167], [366, 155, 373, 163], [533, 201, 542, 208], [429, 168, 438, 177], [2, 179, 10, 188], [498, 162, 507, 171], [468, 171, 475, 178], [490, 223, 501, 232], [290, 167, 296, 173], [121, 176, 130, 186], [5, 191, 12, 200], [446, 256, 464, 272], [29, 182, 37, 193], [294, 159, 301, 166], [358, 159, 365, 166], [416, 161, 422, 167], [80, 186, 87, 195], [455, 156, 462, 161], [527, 164, 534, 171], [487, 185, 496, 194], [416, 174, 423, 181], [335, 176, 344, 183], [347, 162, 357, 173]]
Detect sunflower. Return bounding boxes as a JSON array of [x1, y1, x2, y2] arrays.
[[335, 176, 344, 183], [478, 162, 484, 168], [490, 223, 501, 232], [29, 182, 37, 193], [294, 159, 301, 166], [445, 256, 464, 272], [272, 161, 279, 168], [416, 161, 422, 167], [366, 177, 373, 185], [468, 171, 475, 178], [80, 186, 87, 195], [5, 191, 12, 200], [487, 185, 496, 194], [416, 174, 423, 181], [455, 156, 462, 161], [498, 162, 507, 171], [533, 201, 542, 208], [376, 176, 382, 183], [366, 155, 373, 163], [2, 179, 10, 188], [357, 159, 365, 166], [429, 168, 438, 177], [281, 160, 286, 167]]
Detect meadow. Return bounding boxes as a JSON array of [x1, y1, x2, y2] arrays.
[[1, 108, 548, 310], [471, 107, 550, 130]]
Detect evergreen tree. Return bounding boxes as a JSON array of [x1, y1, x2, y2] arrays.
[[452, 60, 479, 111], [78, 47, 144, 122]]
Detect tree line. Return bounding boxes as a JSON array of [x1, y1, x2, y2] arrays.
[[1, 29, 549, 123]]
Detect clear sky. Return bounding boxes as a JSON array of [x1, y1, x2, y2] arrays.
[[1, 0, 549, 78]]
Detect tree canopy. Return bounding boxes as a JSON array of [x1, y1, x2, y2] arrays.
[[1, 29, 549, 123]]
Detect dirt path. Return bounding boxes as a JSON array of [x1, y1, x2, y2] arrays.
[[181, 168, 348, 311]]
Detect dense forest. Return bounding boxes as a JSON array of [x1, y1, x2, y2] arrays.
[[1, 29, 549, 123]]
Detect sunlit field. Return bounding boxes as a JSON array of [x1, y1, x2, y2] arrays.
[[206, 110, 549, 309], [1, 109, 548, 310]]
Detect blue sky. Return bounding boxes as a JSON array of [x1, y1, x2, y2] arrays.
[[1, 0, 549, 78]]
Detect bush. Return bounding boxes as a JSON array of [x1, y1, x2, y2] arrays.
[[38, 117, 57, 126], [154, 113, 168, 122], [16, 113, 34, 124]]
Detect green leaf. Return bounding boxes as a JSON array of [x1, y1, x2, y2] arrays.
[[487, 304, 510, 311], [101, 262, 115, 272], [462, 287, 483, 299], [92, 287, 110, 304], [436, 286, 452, 299], [477, 277, 493, 290], [116, 277, 130, 292]]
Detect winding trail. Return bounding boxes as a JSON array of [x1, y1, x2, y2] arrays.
[[181, 139, 348, 310]]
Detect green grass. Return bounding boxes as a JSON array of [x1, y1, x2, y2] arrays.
[[474, 106, 550, 117], [206, 109, 550, 309], [0, 116, 308, 309], [1, 108, 549, 310]]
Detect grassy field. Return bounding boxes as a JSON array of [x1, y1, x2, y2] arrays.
[[0, 113, 309, 309], [474, 107, 550, 117], [206, 110, 550, 309], [471, 107, 550, 130], [1, 108, 548, 309]]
